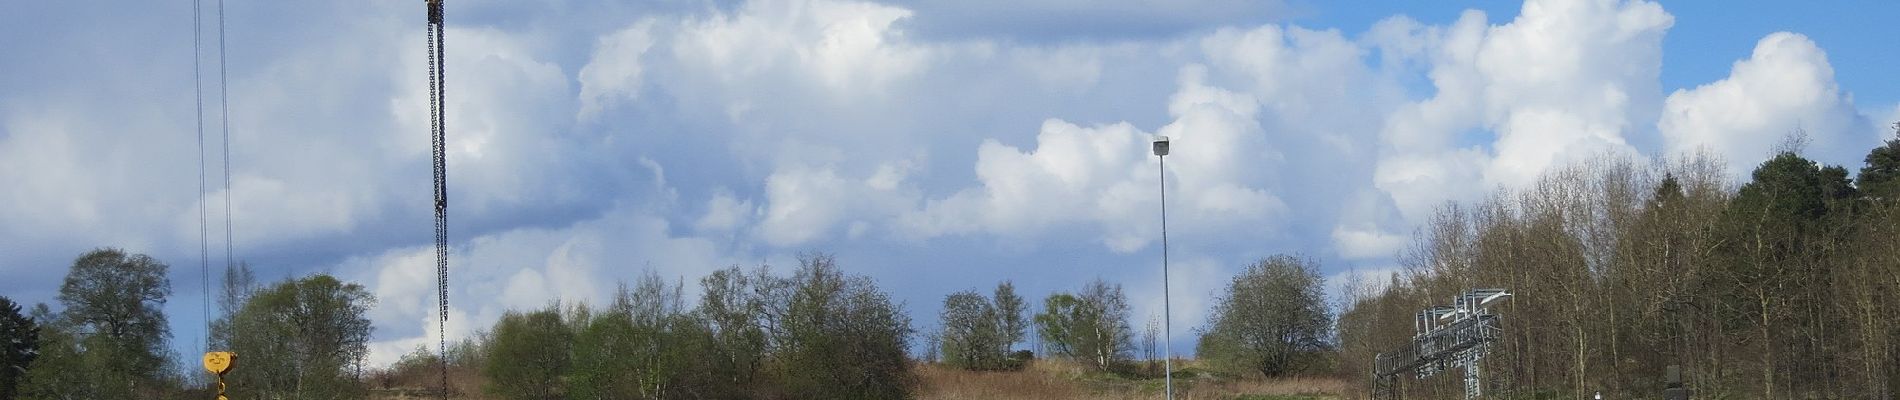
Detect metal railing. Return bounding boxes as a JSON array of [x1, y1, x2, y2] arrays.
[[1373, 289, 1510, 400]]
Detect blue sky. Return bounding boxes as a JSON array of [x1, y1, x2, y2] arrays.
[[2, 0, 1897, 367]]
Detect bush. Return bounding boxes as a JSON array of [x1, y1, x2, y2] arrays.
[[483, 306, 572, 400]]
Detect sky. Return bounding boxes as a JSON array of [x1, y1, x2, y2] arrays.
[[2, 0, 1898, 367]]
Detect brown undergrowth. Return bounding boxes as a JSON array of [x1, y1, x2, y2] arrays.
[[367, 357, 1346, 399], [917, 359, 1347, 400]]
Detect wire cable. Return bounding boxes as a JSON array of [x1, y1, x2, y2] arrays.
[[218, 0, 234, 291], [193, 0, 212, 353]]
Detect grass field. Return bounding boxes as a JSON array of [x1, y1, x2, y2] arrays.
[[915, 359, 1347, 400], [368, 358, 1349, 399]]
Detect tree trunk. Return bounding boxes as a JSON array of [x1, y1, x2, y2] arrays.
[[1759, 293, 1774, 400]]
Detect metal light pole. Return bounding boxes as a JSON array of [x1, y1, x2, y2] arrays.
[[1153, 136, 1173, 400]]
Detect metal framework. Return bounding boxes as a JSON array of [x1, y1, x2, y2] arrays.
[[1374, 289, 1510, 400]]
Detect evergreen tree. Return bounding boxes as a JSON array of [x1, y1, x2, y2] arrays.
[[0, 297, 37, 400], [1859, 137, 1900, 200]]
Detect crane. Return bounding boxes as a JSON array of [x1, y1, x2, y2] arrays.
[[424, 0, 450, 398]]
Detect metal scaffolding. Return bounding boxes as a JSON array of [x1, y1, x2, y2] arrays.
[[1374, 289, 1511, 400]]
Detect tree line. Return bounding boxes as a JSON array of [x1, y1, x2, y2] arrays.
[[1338, 128, 1900, 399], [441, 253, 1337, 399], [923, 258, 1335, 382], [2, 231, 1394, 399], [0, 248, 376, 400], [445, 253, 915, 400]]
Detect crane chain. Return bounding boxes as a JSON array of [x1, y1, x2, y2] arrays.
[[425, 0, 449, 398]]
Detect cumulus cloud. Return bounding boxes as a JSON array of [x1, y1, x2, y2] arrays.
[[1367, 0, 1671, 227], [898, 67, 1291, 253], [757, 161, 921, 246], [900, 119, 1154, 244], [695, 189, 755, 234], [577, 20, 657, 120], [670, 0, 929, 98], [893, 0, 1294, 41], [1661, 32, 1876, 177]]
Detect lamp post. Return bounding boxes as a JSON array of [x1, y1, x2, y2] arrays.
[[1152, 135, 1173, 400]]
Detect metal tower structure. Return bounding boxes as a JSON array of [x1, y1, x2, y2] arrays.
[[1373, 289, 1510, 400]]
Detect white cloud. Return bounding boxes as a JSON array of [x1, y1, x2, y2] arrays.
[[1661, 32, 1874, 177], [900, 119, 1151, 244], [1370, 0, 1671, 225], [0, 108, 115, 234], [186, 175, 359, 246], [1200, 24, 1387, 135], [695, 189, 755, 234], [757, 160, 922, 247], [671, 0, 929, 97], [577, 20, 658, 120], [893, 0, 1293, 41], [899, 66, 1289, 252]]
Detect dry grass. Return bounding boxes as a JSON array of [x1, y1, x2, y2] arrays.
[[917, 359, 1347, 400], [368, 358, 1346, 400], [1193, 376, 1349, 399], [367, 364, 492, 400], [916, 361, 1089, 399]]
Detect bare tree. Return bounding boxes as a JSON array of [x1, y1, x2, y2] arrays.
[[1142, 316, 1159, 371]]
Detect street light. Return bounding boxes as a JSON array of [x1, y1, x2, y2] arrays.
[[1152, 135, 1173, 400]]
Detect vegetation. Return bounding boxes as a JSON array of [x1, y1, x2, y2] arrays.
[[769, 254, 916, 399], [18, 248, 181, 400], [1034, 279, 1135, 372], [1337, 129, 1900, 399], [0, 297, 37, 400], [9, 250, 376, 400], [937, 281, 1030, 371], [1197, 255, 1333, 377], [212, 265, 377, 400], [566, 274, 692, 400], [485, 306, 572, 400], [472, 253, 916, 400]]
